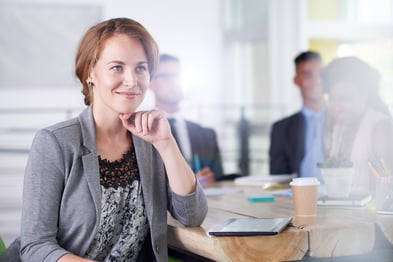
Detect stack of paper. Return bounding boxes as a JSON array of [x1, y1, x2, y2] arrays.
[[234, 174, 297, 186]]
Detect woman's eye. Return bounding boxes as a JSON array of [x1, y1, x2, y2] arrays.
[[111, 65, 123, 72], [136, 65, 147, 73]]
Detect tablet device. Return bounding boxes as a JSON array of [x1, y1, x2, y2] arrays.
[[208, 217, 292, 236]]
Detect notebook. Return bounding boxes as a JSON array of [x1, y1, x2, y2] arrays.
[[208, 217, 292, 236], [317, 194, 372, 207]]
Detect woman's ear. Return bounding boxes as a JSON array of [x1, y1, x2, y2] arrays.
[[87, 68, 95, 83], [86, 73, 93, 84], [86, 72, 95, 89]]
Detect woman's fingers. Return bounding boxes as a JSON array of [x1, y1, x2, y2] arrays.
[[121, 110, 167, 137], [147, 110, 165, 133], [119, 113, 132, 128], [135, 111, 153, 135]]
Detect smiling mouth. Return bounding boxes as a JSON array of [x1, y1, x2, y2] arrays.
[[116, 91, 140, 98]]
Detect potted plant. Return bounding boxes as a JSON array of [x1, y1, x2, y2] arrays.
[[317, 157, 353, 169], [317, 157, 354, 198]]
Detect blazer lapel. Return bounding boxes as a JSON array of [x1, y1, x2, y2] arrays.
[[132, 136, 154, 220], [79, 107, 101, 220], [291, 113, 306, 172], [295, 113, 306, 156]]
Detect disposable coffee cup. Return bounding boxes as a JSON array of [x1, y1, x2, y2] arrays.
[[290, 177, 320, 223]]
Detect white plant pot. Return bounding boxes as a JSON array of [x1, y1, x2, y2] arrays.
[[319, 167, 354, 198]]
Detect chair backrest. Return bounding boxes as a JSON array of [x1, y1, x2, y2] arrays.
[[0, 236, 6, 255]]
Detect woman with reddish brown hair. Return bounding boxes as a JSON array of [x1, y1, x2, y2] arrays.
[[3, 18, 207, 262]]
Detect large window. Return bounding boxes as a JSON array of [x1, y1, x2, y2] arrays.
[[222, 0, 393, 176], [308, 0, 393, 109], [222, 0, 270, 175], [309, 0, 393, 23]]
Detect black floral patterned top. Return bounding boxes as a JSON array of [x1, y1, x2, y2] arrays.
[[85, 146, 148, 262]]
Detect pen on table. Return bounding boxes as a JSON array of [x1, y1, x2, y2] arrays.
[[380, 159, 392, 177], [193, 154, 201, 173], [262, 182, 283, 190], [368, 159, 392, 178], [368, 161, 382, 178]]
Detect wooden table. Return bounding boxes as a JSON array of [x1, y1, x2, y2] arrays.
[[167, 181, 393, 261]]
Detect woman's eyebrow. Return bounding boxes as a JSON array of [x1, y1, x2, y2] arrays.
[[106, 60, 126, 65]]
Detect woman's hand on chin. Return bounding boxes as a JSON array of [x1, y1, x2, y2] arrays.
[[119, 110, 173, 148]]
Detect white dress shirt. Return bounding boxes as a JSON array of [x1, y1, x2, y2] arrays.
[[168, 113, 192, 163]]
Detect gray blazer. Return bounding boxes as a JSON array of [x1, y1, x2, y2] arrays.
[[18, 107, 207, 262], [185, 121, 224, 180]]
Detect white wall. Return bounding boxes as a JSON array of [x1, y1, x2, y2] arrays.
[[108, 0, 224, 120]]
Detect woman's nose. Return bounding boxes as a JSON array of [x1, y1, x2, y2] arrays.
[[123, 69, 137, 87]]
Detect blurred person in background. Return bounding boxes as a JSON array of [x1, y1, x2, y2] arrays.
[[150, 54, 224, 186], [322, 56, 393, 195], [269, 51, 326, 181]]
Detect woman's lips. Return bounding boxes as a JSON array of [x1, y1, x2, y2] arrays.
[[116, 91, 140, 99]]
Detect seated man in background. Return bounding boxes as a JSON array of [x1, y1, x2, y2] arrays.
[[150, 54, 224, 185], [269, 51, 326, 181]]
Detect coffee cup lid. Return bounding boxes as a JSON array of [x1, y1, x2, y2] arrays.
[[290, 177, 320, 186]]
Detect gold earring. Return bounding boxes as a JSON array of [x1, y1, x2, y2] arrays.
[[87, 81, 93, 88]]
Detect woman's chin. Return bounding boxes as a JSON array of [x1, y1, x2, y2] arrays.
[[119, 107, 138, 115]]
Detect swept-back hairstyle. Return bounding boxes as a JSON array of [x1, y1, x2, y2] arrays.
[[75, 17, 159, 105], [294, 51, 322, 69]]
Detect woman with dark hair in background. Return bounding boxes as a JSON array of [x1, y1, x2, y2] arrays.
[[322, 56, 393, 195]]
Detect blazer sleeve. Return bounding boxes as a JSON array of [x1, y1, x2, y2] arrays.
[[20, 129, 71, 261], [168, 180, 208, 227]]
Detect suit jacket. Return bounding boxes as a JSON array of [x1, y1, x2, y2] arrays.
[[269, 112, 305, 176], [184, 121, 224, 180], [17, 107, 207, 262]]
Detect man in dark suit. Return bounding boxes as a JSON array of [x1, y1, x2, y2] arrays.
[[269, 51, 326, 180], [150, 54, 224, 185]]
